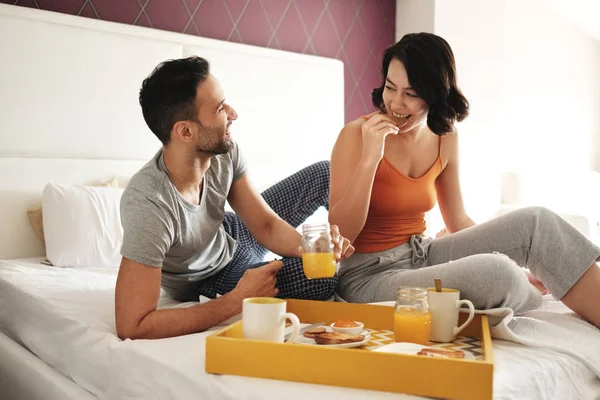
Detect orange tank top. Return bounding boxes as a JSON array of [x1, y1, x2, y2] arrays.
[[353, 125, 444, 253]]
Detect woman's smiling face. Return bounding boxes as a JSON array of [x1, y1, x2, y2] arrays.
[[382, 58, 429, 133]]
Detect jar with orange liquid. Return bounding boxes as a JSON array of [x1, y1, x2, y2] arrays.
[[394, 287, 432, 345], [300, 223, 336, 279]]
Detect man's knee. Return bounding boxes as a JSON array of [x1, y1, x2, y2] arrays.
[[279, 274, 338, 300], [305, 160, 330, 182], [303, 276, 338, 300], [310, 160, 330, 172]]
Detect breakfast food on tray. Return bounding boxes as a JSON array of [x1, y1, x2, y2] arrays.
[[417, 347, 465, 359], [332, 320, 360, 328], [303, 327, 327, 338], [313, 332, 365, 345]]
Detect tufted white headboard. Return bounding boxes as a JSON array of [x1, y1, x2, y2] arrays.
[[0, 4, 344, 259]]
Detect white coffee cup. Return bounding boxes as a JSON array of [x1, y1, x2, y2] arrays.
[[427, 288, 475, 343], [242, 297, 300, 343]]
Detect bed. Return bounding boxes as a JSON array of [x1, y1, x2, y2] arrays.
[[0, 4, 599, 400], [1, 258, 599, 400]]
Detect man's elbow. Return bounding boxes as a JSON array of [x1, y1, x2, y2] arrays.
[[116, 324, 135, 340], [257, 215, 279, 240], [116, 318, 144, 340]]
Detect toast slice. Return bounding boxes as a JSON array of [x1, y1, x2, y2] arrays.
[[417, 347, 465, 359]]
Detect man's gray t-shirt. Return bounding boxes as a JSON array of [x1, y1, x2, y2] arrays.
[[120, 141, 247, 300]]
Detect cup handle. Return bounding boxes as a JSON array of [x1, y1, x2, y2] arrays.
[[281, 312, 300, 344], [453, 299, 475, 336]]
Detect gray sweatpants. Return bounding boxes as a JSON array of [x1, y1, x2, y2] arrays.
[[338, 207, 600, 314]]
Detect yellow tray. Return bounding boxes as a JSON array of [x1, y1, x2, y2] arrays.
[[206, 299, 493, 400]]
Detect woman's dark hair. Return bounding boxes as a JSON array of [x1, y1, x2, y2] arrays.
[[139, 56, 210, 145], [371, 33, 469, 135]]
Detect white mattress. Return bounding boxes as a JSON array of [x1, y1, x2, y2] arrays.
[[0, 258, 598, 400]]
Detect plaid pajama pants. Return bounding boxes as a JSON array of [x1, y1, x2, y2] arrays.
[[196, 161, 338, 300]]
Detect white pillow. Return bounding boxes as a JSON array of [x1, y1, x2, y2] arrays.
[[42, 182, 124, 268]]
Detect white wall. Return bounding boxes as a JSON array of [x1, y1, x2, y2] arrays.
[[544, 0, 600, 42], [395, 0, 435, 40], [433, 0, 506, 224], [501, 0, 600, 172], [595, 102, 600, 173], [395, 0, 600, 172], [396, 0, 600, 232]]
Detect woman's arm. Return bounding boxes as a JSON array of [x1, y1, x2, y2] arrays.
[[435, 133, 476, 233], [329, 115, 399, 242]]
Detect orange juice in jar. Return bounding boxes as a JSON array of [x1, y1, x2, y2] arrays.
[[301, 252, 336, 279], [301, 223, 336, 279], [393, 287, 432, 344]]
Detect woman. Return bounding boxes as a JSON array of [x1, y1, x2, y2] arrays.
[[329, 32, 600, 329]]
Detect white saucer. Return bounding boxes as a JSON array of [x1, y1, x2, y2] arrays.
[[294, 326, 371, 348], [373, 342, 476, 360]]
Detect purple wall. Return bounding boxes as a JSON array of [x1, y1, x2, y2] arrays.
[[2, 0, 395, 122]]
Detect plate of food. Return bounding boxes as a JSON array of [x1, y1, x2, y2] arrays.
[[294, 325, 371, 348], [373, 342, 475, 360]]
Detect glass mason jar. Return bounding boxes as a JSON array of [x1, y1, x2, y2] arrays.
[[393, 287, 432, 344], [300, 223, 336, 279]]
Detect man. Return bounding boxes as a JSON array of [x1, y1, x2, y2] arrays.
[[115, 56, 353, 340]]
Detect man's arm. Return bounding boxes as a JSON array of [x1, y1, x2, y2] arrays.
[[227, 175, 302, 257], [114, 257, 282, 340], [228, 174, 354, 260]]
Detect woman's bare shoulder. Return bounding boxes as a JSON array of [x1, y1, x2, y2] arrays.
[[339, 112, 379, 137], [332, 117, 367, 158], [337, 117, 365, 141], [440, 130, 459, 165], [344, 117, 365, 131]]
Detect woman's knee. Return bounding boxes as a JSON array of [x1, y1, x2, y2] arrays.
[[465, 253, 541, 310], [474, 253, 529, 290], [513, 206, 558, 224]]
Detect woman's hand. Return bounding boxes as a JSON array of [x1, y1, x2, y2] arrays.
[[330, 224, 355, 262], [360, 113, 399, 163], [295, 224, 355, 262], [435, 228, 450, 239]]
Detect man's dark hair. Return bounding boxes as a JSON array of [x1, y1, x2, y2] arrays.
[[139, 56, 210, 145]]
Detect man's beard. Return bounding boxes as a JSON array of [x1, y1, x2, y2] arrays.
[[194, 122, 233, 155], [196, 137, 231, 155]]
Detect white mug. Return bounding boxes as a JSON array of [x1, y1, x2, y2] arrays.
[[242, 297, 300, 343], [427, 288, 475, 343]]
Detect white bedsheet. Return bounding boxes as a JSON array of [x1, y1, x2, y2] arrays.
[[0, 330, 98, 400], [0, 258, 598, 400]]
